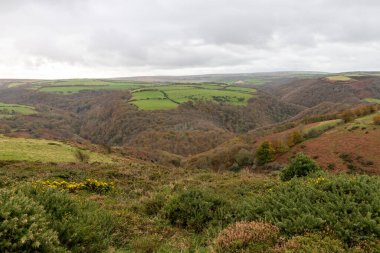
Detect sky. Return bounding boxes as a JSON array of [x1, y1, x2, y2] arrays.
[[1, 0, 380, 79]]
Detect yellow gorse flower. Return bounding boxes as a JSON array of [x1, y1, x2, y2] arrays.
[[33, 179, 114, 193]]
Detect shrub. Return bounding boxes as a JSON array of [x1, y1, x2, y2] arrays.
[[255, 141, 275, 166], [19, 185, 115, 252], [239, 174, 380, 244], [35, 179, 114, 194], [228, 162, 241, 172], [74, 149, 90, 163], [287, 131, 304, 147], [234, 148, 254, 166], [143, 192, 167, 216], [163, 188, 229, 232], [373, 115, 380, 125], [0, 189, 64, 252], [214, 221, 279, 253], [275, 233, 345, 253], [280, 153, 321, 181]]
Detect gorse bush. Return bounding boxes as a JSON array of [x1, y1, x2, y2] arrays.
[[35, 179, 114, 193], [214, 221, 279, 253], [280, 153, 321, 181], [163, 188, 230, 232], [0, 189, 64, 253], [239, 174, 380, 244], [18, 185, 115, 252]]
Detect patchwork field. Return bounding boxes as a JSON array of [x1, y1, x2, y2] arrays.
[[21, 79, 258, 110], [0, 135, 113, 163], [130, 84, 257, 110], [0, 102, 36, 117]]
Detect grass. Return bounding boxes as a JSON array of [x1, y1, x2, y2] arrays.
[[131, 90, 165, 100], [304, 119, 343, 134], [38, 84, 143, 94], [129, 84, 256, 110], [26, 79, 156, 94], [351, 111, 380, 126], [22, 79, 257, 110], [0, 102, 36, 116], [130, 99, 178, 110], [0, 135, 113, 163], [326, 75, 353, 81], [364, 98, 380, 104]]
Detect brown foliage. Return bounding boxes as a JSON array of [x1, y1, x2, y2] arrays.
[[214, 221, 280, 252]]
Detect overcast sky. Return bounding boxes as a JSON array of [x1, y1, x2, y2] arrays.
[[1, 0, 380, 78]]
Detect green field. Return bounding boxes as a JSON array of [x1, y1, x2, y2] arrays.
[[130, 99, 178, 110], [0, 135, 113, 163], [27, 79, 154, 94], [23, 79, 257, 110], [0, 102, 36, 117], [130, 84, 257, 110], [364, 98, 380, 104]]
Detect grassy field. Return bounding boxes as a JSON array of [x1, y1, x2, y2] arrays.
[[23, 79, 257, 110], [364, 98, 380, 104], [304, 119, 343, 134], [130, 84, 257, 110], [130, 99, 178, 110], [25, 79, 154, 94], [0, 135, 113, 163], [0, 102, 36, 117]]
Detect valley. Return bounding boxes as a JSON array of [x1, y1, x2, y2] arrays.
[[0, 71, 379, 252]]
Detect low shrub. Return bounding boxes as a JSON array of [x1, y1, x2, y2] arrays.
[[163, 188, 230, 232], [35, 179, 114, 194], [234, 149, 254, 167], [0, 189, 64, 252], [143, 192, 167, 216], [19, 185, 115, 252], [275, 233, 345, 253], [214, 221, 279, 253], [239, 174, 380, 244], [280, 153, 321, 181]]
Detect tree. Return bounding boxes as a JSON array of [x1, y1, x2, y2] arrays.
[[255, 141, 275, 166]]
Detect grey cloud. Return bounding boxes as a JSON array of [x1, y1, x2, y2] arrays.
[[0, 0, 380, 78]]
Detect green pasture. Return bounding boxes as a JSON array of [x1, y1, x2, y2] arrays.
[[129, 84, 256, 110], [0, 135, 113, 163], [0, 103, 36, 116]]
